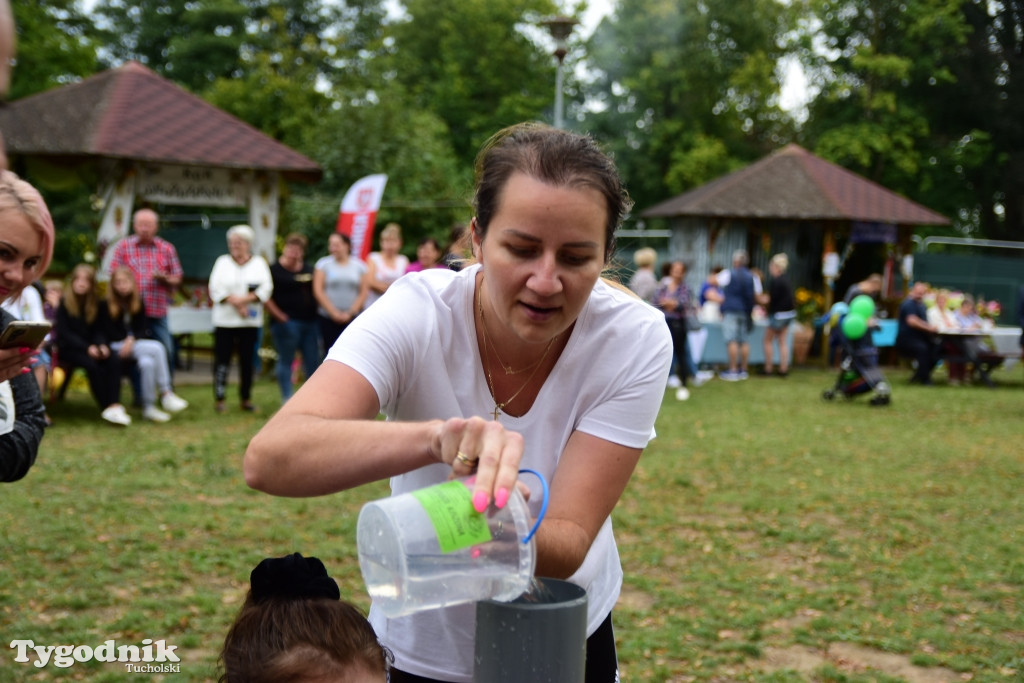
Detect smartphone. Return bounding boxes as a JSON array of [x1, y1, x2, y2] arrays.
[[0, 320, 52, 349]]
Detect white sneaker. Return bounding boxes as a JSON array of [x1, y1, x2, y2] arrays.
[[143, 406, 171, 423], [101, 404, 132, 426], [666, 375, 682, 389], [161, 392, 189, 413], [675, 387, 690, 401], [691, 373, 707, 387], [696, 370, 715, 382]]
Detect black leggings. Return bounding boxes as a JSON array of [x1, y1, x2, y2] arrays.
[[387, 612, 618, 683], [213, 326, 258, 402]]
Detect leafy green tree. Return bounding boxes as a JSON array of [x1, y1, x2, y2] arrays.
[[10, 0, 102, 100], [286, 83, 470, 257], [383, 0, 560, 166], [91, 0, 248, 92], [583, 0, 797, 215], [798, 0, 1024, 239]]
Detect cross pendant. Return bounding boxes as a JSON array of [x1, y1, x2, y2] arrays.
[[492, 404, 502, 421]]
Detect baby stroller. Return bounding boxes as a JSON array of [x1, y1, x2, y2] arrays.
[[822, 321, 891, 406]]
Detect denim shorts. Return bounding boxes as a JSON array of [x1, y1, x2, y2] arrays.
[[768, 313, 795, 332], [722, 312, 750, 344]]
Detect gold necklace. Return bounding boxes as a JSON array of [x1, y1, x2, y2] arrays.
[[477, 284, 557, 420], [478, 291, 548, 376]]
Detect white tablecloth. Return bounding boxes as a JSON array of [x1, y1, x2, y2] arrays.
[[168, 306, 214, 335]]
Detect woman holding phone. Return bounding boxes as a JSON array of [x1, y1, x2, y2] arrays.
[[0, 171, 55, 480]]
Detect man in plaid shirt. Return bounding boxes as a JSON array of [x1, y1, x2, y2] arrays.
[[108, 209, 184, 373]]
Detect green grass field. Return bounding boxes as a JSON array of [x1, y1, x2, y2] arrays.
[[2, 362, 1022, 681]]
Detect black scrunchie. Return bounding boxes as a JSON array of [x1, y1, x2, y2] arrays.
[[250, 553, 341, 604]]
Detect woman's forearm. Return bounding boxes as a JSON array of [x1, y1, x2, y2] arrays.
[[244, 412, 442, 497]]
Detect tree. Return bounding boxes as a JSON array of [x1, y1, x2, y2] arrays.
[[383, 0, 560, 166], [287, 83, 469, 256], [582, 0, 797, 215], [91, 0, 248, 92], [10, 0, 101, 100], [797, 0, 1024, 239]]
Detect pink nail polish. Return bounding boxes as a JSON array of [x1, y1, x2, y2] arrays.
[[494, 487, 509, 509], [18, 347, 31, 354], [20, 367, 30, 374], [472, 490, 489, 513]]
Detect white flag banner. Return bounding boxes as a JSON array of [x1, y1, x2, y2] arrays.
[[336, 174, 388, 261]]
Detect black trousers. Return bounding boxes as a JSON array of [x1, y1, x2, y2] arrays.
[[387, 612, 618, 683], [213, 326, 258, 402], [896, 336, 939, 382]]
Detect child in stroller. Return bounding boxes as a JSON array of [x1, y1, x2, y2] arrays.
[[822, 299, 891, 406]]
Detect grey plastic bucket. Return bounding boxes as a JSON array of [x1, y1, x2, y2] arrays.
[[473, 577, 588, 683]]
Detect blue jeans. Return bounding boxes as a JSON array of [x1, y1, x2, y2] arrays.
[[270, 319, 322, 400], [146, 315, 175, 374]]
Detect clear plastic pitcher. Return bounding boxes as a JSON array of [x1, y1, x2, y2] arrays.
[[357, 470, 547, 618]]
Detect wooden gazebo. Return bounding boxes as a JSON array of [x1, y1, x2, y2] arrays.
[[0, 61, 322, 268], [641, 144, 950, 302]]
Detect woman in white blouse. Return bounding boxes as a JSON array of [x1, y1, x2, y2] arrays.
[[208, 225, 273, 413]]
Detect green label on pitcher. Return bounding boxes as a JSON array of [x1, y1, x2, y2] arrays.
[[413, 481, 492, 553]]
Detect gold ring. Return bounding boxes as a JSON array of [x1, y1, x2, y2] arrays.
[[455, 451, 478, 467]]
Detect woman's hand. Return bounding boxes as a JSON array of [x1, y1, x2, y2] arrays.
[[431, 416, 523, 512], [330, 309, 353, 324], [0, 347, 35, 383], [120, 338, 134, 359]]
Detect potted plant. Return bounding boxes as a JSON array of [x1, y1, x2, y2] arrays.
[[791, 287, 824, 364]]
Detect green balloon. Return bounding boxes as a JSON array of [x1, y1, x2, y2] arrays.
[[849, 294, 876, 319], [841, 313, 868, 340]]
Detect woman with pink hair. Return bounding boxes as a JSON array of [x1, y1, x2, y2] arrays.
[[0, 171, 56, 480]]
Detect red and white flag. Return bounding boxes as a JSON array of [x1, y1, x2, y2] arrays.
[[336, 174, 388, 261]]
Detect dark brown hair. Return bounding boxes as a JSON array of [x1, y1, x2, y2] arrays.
[[219, 596, 389, 682], [472, 122, 631, 263]]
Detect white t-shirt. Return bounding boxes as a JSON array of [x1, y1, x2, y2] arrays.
[[327, 264, 672, 681], [365, 251, 410, 308]]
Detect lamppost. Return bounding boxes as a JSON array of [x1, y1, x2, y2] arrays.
[[541, 15, 577, 129]]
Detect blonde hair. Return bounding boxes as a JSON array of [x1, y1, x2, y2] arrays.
[[633, 247, 657, 269], [107, 265, 143, 320], [0, 171, 55, 297], [770, 253, 789, 273], [380, 223, 402, 241]]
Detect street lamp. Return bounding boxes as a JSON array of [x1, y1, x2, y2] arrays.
[[541, 15, 577, 129]]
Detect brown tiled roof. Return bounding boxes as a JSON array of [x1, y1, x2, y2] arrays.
[[0, 62, 322, 182], [641, 143, 948, 225]]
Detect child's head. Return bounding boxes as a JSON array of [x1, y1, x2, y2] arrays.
[[110, 266, 138, 298], [219, 553, 389, 683], [69, 264, 96, 297]]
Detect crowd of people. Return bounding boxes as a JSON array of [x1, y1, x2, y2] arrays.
[[895, 282, 1016, 386], [628, 246, 798, 399], [5, 1, 1024, 674]]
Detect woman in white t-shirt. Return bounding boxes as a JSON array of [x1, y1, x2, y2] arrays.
[[364, 222, 409, 308], [245, 123, 672, 683]]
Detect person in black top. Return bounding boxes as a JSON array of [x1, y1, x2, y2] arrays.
[[760, 253, 796, 376], [265, 233, 321, 402], [56, 265, 132, 425], [895, 281, 940, 384]]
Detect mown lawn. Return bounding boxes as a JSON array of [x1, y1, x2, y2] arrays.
[[2, 361, 1022, 681]]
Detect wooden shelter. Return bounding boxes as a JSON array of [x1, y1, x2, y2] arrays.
[[0, 61, 322, 269], [641, 144, 950, 302]]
